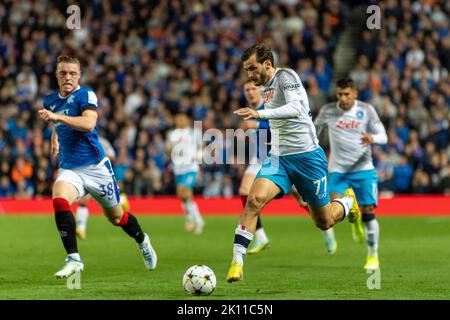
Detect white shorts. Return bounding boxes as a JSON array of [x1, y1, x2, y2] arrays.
[[55, 157, 120, 208]]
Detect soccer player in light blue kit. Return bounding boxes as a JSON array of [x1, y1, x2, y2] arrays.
[[314, 78, 387, 270], [239, 80, 320, 255], [166, 113, 204, 234], [227, 44, 361, 282], [39, 56, 157, 278]]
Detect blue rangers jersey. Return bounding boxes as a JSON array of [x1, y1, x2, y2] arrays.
[[255, 103, 271, 159], [43, 86, 105, 169]]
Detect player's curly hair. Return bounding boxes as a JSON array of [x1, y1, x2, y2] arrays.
[[241, 44, 274, 67]]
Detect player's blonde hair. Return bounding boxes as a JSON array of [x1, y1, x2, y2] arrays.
[[56, 55, 81, 70]]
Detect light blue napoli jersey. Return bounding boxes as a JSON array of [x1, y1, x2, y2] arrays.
[[43, 86, 105, 169]]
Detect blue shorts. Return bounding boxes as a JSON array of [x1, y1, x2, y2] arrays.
[[175, 172, 198, 189], [256, 147, 329, 207], [329, 169, 378, 206]]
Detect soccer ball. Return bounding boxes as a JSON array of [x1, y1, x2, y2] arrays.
[[183, 265, 216, 296]]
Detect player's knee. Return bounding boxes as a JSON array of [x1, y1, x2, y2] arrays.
[[177, 186, 191, 199], [245, 194, 266, 213], [313, 216, 333, 230], [316, 221, 333, 231], [52, 197, 71, 212], [111, 218, 121, 226], [110, 214, 126, 226]]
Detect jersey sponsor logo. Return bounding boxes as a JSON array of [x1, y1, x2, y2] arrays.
[[54, 109, 70, 127], [263, 90, 274, 102], [336, 119, 362, 129], [283, 83, 301, 91]]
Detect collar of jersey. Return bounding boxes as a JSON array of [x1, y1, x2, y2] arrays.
[[58, 86, 81, 99], [264, 68, 279, 88], [336, 100, 357, 112]]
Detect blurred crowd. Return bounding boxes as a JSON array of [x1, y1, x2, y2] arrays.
[[0, 0, 448, 199], [349, 0, 450, 195]]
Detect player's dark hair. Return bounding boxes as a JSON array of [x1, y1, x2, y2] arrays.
[[56, 55, 81, 69], [241, 44, 274, 67], [336, 78, 356, 89]]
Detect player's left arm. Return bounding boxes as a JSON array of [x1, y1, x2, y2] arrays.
[[39, 108, 98, 132], [361, 106, 388, 145]]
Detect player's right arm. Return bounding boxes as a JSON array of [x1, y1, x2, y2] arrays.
[[39, 108, 98, 132]]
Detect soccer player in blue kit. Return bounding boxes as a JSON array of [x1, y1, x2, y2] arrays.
[[39, 56, 157, 278]]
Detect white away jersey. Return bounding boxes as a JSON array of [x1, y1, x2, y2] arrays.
[[167, 127, 201, 175], [314, 100, 387, 173], [258, 68, 319, 156]]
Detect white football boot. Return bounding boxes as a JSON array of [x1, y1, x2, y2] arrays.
[[54, 256, 84, 279], [139, 233, 157, 271]]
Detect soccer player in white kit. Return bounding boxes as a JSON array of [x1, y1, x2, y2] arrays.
[[227, 44, 361, 282], [167, 113, 204, 234], [39, 56, 157, 279], [314, 78, 387, 270]]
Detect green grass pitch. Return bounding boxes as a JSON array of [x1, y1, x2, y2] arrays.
[[0, 214, 449, 299]]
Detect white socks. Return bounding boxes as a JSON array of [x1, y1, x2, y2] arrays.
[[321, 227, 335, 240], [68, 253, 81, 261], [233, 225, 254, 265], [183, 200, 203, 226], [255, 228, 269, 243], [332, 196, 354, 220], [76, 206, 89, 233], [364, 219, 379, 257]]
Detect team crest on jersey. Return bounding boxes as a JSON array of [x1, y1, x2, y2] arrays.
[[263, 90, 274, 102], [67, 95, 75, 105], [356, 111, 364, 119]]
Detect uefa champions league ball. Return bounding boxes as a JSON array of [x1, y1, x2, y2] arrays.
[[183, 265, 216, 296]]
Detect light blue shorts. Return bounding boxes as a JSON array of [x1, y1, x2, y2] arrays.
[[329, 169, 378, 206], [256, 147, 329, 207], [175, 171, 198, 189]]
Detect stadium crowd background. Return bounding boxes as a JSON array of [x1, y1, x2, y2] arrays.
[[0, 0, 449, 199]]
